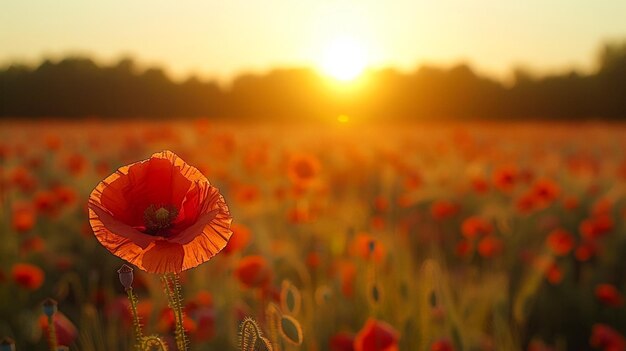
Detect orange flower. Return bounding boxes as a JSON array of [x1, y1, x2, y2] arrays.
[[531, 178, 560, 207], [11, 263, 44, 290], [287, 153, 321, 187], [350, 233, 386, 263], [234, 255, 272, 289], [492, 165, 517, 192], [11, 202, 35, 233], [477, 236, 503, 258], [354, 318, 399, 351], [39, 312, 78, 347], [431, 339, 454, 351], [590, 324, 626, 351], [546, 229, 575, 256], [88, 150, 232, 273], [461, 216, 493, 239], [430, 200, 459, 220], [222, 223, 251, 255], [330, 332, 355, 351], [595, 284, 624, 307]]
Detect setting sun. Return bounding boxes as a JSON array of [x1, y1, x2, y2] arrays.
[[320, 36, 368, 81]]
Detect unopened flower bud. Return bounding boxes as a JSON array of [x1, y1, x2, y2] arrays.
[[42, 298, 58, 317], [117, 264, 134, 290], [0, 338, 16, 351]]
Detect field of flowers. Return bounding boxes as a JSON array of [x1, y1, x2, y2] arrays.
[[0, 119, 625, 351]]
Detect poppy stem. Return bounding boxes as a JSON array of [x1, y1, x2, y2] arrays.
[[47, 315, 57, 351], [125, 287, 144, 348], [162, 272, 188, 351]]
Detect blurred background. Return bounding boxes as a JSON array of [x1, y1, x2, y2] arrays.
[[1, 1, 626, 351]]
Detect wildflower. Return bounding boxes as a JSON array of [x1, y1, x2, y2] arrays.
[[222, 223, 251, 255], [546, 229, 575, 256], [595, 284, 624, 307], [287, 153, 321, 187], [330, 332, 355, 351], [354, 318, 399, 351], [477, 236, 503, 258], [234, 255, 272, 289], [590, 324, 625, 351], [88, 150, 232, 273], [461, 216, 493, 239], [11, 203, 35, 233], [39, 312, 78, 347], [11, 263, 44, 290], [430, 200, 459, 220]]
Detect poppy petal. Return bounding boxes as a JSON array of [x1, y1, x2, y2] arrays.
[[142, 241, 185, 273], [89, 201, 153, 249]]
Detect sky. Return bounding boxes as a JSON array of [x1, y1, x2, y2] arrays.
[[2, 0, 626, 82]]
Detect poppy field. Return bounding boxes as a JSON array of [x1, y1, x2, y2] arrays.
[[1, 119, 625, 351]]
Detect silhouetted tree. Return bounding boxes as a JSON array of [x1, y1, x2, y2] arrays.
[[1, 40, 626, 120]]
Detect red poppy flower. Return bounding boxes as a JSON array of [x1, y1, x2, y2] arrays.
[[477, 236, 503, 258], [350, 233, 386, 263], [330, 332, 355, 351], [546, 229, 575, 256], [88, 150, 232, 273], [287, 153, 321, 187], [222, 223, 251, 255], [234, 255, 272, 288], [590, 324, 626, 351], [492, 165, 517, 192], [11, 263, 44, 290], [354, 318, 399, 351], [595, 284, 624, 307], [431, 339, 454, 351], [11, 202, 35, 233], [430, 200, 459, 220], [461, 216, 493, 239], [39, 312, 78, 347]]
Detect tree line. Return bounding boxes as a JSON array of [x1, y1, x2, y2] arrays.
[[1, 41, 625, 120]]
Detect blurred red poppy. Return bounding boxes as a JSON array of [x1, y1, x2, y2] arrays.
[[11, 263, 44, 290], [595, 284, 624, 307], [477, 236, 503, 258], [39, 312, 78, 347], [430, 200, 459, 220], [330, 332, 355, 351], [590, 324, 625, 351], [234, 255, 272, 288], [88, 150, 232, 273], [546, 229, 575, 256], [354, 318, 399, 351], [431, 339, 454, 351], [461, 216, 493, 239], [222, 223, 251, 255], [11, 203, 35, 233], [287, 153, 321, 187]]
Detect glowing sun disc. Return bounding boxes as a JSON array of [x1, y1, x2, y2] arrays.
[[321, 36, 367, 81]]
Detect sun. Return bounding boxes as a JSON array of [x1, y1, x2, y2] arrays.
[[320, 36, 368, 82]]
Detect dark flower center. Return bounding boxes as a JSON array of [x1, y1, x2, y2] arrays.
[[143, 204, 179, 236]]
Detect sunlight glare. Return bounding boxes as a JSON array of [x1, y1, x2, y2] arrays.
[[321, 36, 367, 82]]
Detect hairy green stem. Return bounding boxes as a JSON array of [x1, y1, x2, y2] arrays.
[[126, 287, 144, 348], [47, 315, 57, 351], [162, 272, 188, 351]]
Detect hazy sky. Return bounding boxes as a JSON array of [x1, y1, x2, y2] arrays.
[[2, 0, 626, 81]]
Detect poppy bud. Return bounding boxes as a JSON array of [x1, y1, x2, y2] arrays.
[[117, 264, 134, 290], [0, 338, 15, 351], [42, 298, 58, 317]]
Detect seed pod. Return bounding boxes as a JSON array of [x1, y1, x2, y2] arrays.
[[42, 298, 58, 317], [0, 338, 16, 351], [117, 264, 134, 290]]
